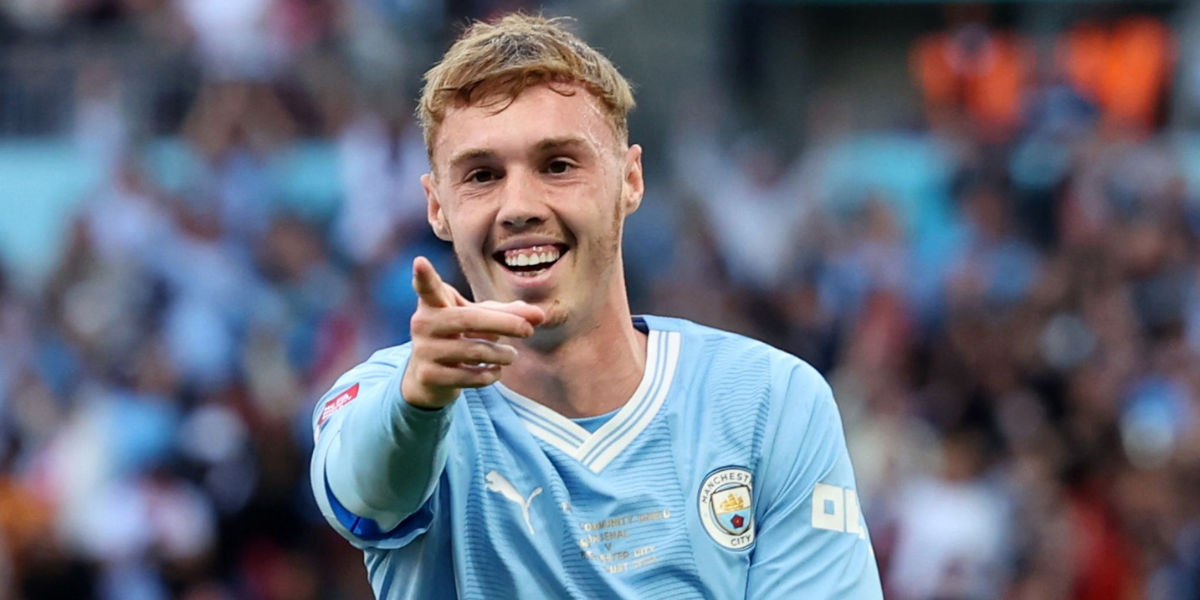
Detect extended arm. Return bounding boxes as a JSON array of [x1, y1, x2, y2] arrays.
[[310, 257, 544, 547]]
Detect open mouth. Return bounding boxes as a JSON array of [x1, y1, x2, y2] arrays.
[[492, 243, 568, 277]]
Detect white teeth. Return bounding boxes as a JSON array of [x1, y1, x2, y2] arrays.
[[502, 245, 562, 268]]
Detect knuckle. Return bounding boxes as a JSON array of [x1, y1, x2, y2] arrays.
[[413, 363, 432, 385], [423, 368, 450, 388], [410, 336, 435, 358], [410, 310, 432, 333]]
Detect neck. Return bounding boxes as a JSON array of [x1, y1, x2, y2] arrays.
[[500, 290, 647, 419]]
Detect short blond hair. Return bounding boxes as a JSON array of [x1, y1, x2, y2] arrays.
[[417, 13, 636, 159]]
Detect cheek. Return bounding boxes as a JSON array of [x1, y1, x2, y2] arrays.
[[571, 189, 625, 258], [579, 178, 623, 227], [442, 204, 491, 247]]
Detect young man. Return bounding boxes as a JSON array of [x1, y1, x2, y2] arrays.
[[311, 13, 883, 599]]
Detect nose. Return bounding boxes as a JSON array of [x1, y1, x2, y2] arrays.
[[496, 169, 550, 230]]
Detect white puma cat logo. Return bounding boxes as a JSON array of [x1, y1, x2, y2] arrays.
[[486, 471, 543, 535]]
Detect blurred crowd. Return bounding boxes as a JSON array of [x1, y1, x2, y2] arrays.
[[1, 1, 1200, 600]]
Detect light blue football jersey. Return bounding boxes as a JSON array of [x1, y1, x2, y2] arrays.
[[311, 315, 882, 599]]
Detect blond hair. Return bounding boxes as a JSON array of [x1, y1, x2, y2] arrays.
[[417, 13, 636, 159]]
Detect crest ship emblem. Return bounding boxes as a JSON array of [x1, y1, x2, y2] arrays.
[[713, 485, 753, 535]]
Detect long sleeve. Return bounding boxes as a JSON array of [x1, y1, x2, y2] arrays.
[[745, 363, 884, 599], [310, 346, 455, 549]]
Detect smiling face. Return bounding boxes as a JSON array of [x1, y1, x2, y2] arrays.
[[422, 84, 644, 332]]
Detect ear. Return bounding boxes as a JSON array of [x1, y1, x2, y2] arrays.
[[622, 144, 644, 215], [422, 172, 452, 241]]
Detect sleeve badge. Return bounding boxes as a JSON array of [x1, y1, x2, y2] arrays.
[[698, 466, 755, 550]]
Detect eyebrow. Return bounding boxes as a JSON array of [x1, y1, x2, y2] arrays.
[[533, 136, 590, 153], [447, 148, 496, 173]]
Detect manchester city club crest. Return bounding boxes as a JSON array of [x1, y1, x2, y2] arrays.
[[698, 467, 755, 550]]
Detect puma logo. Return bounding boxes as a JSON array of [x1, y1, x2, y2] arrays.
[[486, 471, 543, 535]]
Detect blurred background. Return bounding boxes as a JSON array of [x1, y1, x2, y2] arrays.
[[0, 0, 1198, 599]]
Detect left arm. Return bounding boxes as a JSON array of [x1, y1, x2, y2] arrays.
[[746, 363, 883, 599]]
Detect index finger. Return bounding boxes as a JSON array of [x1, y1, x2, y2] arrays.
[[412, 256, 452, 308]]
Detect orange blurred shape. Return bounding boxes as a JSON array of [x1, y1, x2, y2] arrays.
[[911, 28, 1032, 140], [0, 475, 53, 563], [1059, 16, 1176, 132]]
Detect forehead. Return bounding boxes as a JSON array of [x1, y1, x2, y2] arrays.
[[431, 84, 619, 168]]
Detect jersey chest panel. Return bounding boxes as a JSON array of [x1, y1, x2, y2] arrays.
[[447, 380, 768, 600]]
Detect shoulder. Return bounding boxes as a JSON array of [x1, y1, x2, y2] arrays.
[[364, 343, 415, 368], [312, 342, 415, 427], [643, 315, 826, 398], [330, 343, 414, 386], [314, 344, 414, 418], [647, 316, 835, 488]]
